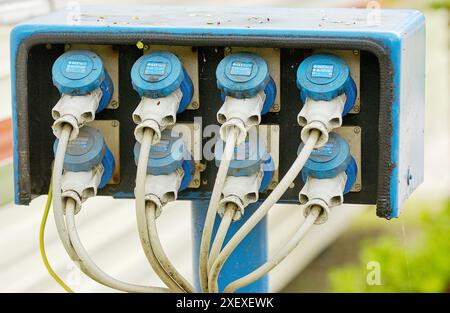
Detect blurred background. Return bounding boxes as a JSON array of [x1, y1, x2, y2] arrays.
[[0, 0, 448, 293]]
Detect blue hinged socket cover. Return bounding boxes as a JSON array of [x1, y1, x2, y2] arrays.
[[297, 53, 357, 115], [131, 51, 194, 112], [215, 137, 274, 191], [53, 126, 105, 172], [53, 126, 115, 187], [134, 130, 194, 190], [220, 76, 276, 115], [53, 50, 104, 95], [52, 50, 113, 112], [300, 132, 357, 193], [216, 52, 270, 99], [133, 131, 187, 175]]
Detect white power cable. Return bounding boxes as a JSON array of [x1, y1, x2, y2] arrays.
[[64, 197, 171, 293], [207, 203, 237, 272], [223, 205, 322, 293], [52, 123, 80, 261], [135, 127, 186, 292], [207, 129, 320, 293], [146, 203, 195, 293], [199, 127, 238, 292]]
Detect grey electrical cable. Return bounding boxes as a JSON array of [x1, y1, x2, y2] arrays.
[[65, 197, 171, 293], [135, 127, 185, 292], [208, 129, 320, 293], [146, 202, 195, 292], [223, 205, 322, 293], [52, 123, 80, 262], [207, 203, 237, 273], [199, 127, 238, 293]]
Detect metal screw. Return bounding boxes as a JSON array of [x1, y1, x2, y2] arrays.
[[191, 101, 199, 109], [289, 182, 295, 189], [202, 179, 208, 185], [353, 50, 359, 55], [224, 47, 232, 55], [111, 120, 119, 127], [110, 100, 119, 109], [193, 179, 200, 186], [64, 44, 71, 51], [272, 104, 280, 111], [354, 126, 361, 134], [353, 104, 360, 113]]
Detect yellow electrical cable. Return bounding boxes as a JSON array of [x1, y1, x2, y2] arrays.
[[39, 175, 74, 293]]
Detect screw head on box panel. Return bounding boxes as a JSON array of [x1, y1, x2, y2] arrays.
[[224, 47, 232, 55], [353, 50, 359, 55], [111, 120, 119, 127], [191, 101, 199, 109], [354, 126, 361, 134], [110, 100, 118, 109], [353, 104, 360, 113], [272, 104, 279, 111]]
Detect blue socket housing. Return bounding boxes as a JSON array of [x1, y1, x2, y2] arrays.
[[299, 132, 357, 194], [131, 51, 194, 113], [215, 137, 274, 192], [216, 52, 276, 113], [53, 126, 115, 188], [297, 53, 357, 116], [52, 50, 113, 112], [133, 131, 194, 191]]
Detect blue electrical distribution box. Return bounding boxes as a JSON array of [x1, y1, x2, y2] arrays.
[[11, 6, 425, 219]]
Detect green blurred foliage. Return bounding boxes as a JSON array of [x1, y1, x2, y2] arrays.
[[329, 200, 450, 292], [430, 1, 450, 9]]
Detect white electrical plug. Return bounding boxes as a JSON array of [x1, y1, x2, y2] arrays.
[[60, 164, 104, 214], [217, 91, 266, 144], [297, 93, 347, 148], [218, 168, 264, 221], [141, 168, 184, 218], [298, 171, 347, 224], [52, 88, 102, 140], [132, 88, 183, 144]]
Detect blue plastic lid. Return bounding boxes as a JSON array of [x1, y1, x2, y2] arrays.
[[259, 154, 275, 192], [53, 126, 106, 172], [299, 132, 352, 179], [179, 159, 195, 191], [220, 76, 276, 114], [216, 52, 270, 99], [215, 137, 267, 176], [98, 146, 115, 188], [52, 50, 105, 95], [134, 131, 186, 175], [297, 53, 352, 101], [131, 51, 185, 98]]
